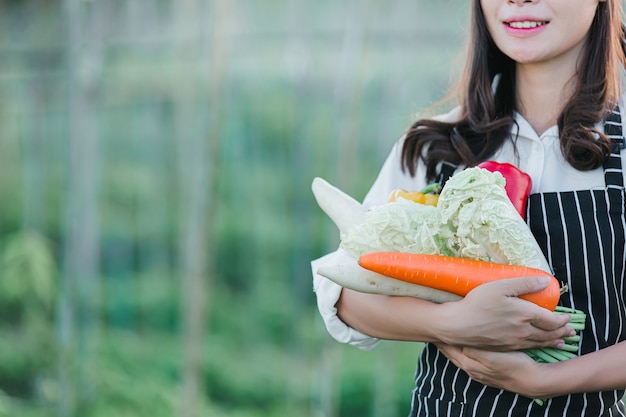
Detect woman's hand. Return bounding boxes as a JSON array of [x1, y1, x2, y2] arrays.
[[438, 340, 626, 399], [435, 343, 551, 399], [435, 276, 574, 351]]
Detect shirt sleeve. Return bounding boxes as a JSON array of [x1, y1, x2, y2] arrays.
[[312, 249, 381, 350], [310, 138, 425, 350]]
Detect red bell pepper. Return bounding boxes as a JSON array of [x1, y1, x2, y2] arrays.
[[478, 161, 532, 219]]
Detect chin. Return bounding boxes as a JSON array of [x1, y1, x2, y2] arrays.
[[506, 51, 546, 65]]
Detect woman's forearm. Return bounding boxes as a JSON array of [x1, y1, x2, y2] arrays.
[[336, 278, 575, 351], [536, 341, 626, 397], [336, 288, 446, 343], [437, 340, 626, 400]]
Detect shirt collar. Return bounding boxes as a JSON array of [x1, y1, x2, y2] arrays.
[[512, 111, 560, 142]]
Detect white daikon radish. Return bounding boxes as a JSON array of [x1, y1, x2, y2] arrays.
[[317, 263, 461, 304], [311, 177, 367, 236]]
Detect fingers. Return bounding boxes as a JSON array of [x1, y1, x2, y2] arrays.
[[529, 307, 572, 331], [484, 276, 574, 332], [494, 276, 551, 298], [446, 278, 574, 350], [435, 343, 463, 368], [516, 304, 574, 347]]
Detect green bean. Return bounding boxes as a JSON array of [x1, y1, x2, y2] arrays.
[[541, 347, 577, 360], [563, 335, 580, 344], [557, 343, 579, 353], [567, 313, 587, 322], [555, 305, 580, 314], [567, 321, 586, 331], [526, 348, 560, 363]]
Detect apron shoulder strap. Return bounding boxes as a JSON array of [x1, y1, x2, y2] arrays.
[[604, 106, 625, 150], [603, 106, 624, 189], [436, 161, 458, 188]]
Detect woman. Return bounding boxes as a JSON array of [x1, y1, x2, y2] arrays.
[[312, 0, 626, 415]]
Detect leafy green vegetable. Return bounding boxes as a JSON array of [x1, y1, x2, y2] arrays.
[[340, 167, 551, 273], [340, 200, 440, 257]]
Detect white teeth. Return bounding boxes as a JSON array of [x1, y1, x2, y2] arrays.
[[509, 21, 546, 29]]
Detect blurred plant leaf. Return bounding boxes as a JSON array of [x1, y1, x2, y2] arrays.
[[0, 230, 57, 309]]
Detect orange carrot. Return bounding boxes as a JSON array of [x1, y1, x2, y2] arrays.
[[358, 252, 561, 311]]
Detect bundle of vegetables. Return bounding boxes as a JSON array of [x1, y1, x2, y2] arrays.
[[332, 166, 551, 272], [356, 251, 585, 370], [312, 164, 586, 368]]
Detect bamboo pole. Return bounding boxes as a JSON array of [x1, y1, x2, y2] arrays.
[[59, 0, 108, 414], [175, 0, 229, 415], [173, 1, 205, 414]]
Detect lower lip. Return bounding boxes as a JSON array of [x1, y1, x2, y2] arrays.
[[503, 22, 549, 37]]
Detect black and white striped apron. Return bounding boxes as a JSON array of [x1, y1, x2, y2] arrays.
[[409, 109, 626, 417]]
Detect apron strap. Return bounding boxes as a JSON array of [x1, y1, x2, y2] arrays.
[[603, 106, 624, 189], [436, 161, 458, 188]]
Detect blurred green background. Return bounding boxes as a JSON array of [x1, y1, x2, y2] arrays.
[[0, 0, 467, 416]]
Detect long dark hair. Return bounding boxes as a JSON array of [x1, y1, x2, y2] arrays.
[[402, 0, 626, 181]]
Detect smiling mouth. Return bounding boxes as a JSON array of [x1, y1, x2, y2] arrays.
[[506, 21, 548, 29]]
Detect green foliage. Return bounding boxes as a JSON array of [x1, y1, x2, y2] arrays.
[[0, 232, 58, 415], [86, 330, 181, 417], [0, 1, 471, 416], [0, 231, 56, 313]]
